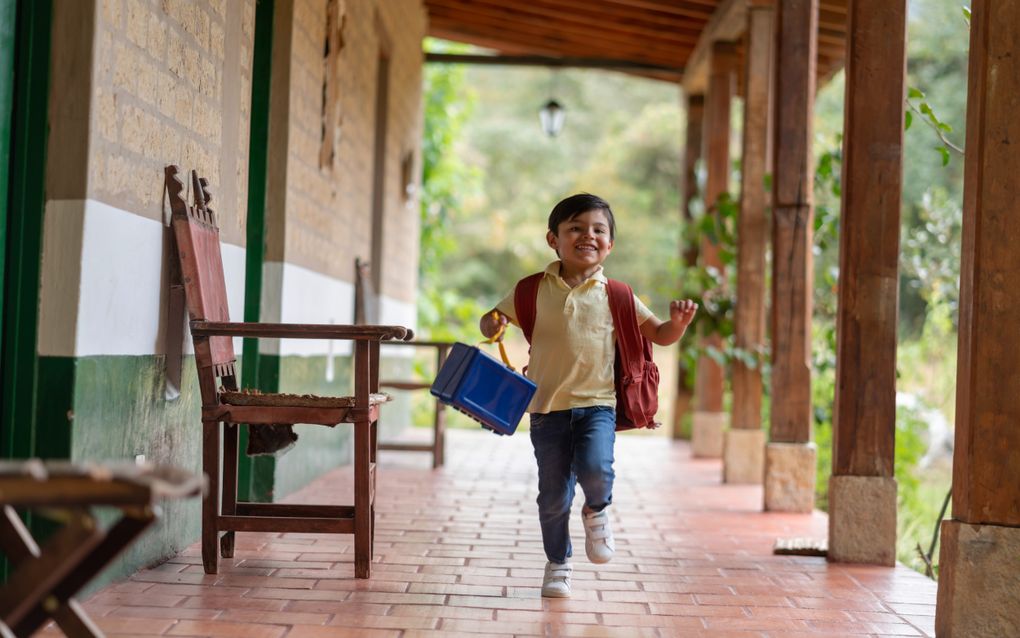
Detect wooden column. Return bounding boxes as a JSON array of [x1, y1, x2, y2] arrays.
[[827, 0, 906, 565], [764, 0, 817, 512], [936, 0, 1020, 633], [673, 94, 704, 440], [692, 41, 736, 458], [725, 4, 773, 484]]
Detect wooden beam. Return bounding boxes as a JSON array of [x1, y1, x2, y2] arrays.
[[832, 0, 906, 479], [950, 0, 1020, 528], [425, 5, 697, 53], [682, 0, 749, 95], [428, 0, 706, 41], [427, 15, 693, 69], [731, 5, 773, 431], [695, 41, 737, 414], [424, 53, 683, 77], [769, 0, 817, 443]]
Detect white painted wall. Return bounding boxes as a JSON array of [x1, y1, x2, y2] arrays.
[[37, 199, 416, 358]]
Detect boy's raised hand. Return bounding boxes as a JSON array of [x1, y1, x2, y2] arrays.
[[479, 310, 509, 342], [669, 299, 698, 331]]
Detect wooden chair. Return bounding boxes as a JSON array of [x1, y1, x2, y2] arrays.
[[355, 258, 452, 468], [165, 165, 412, 578], [0, 460, 203, 637]]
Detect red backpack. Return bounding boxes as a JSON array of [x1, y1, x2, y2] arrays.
[[513, 273, 660, 431]]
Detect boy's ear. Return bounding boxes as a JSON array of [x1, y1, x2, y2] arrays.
[[546, 230, 558, 251]]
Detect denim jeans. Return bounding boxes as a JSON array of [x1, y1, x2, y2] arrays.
[[529, 406, 616, 563]]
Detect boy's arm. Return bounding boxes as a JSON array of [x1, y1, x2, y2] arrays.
[[639, 300, 698, 346]]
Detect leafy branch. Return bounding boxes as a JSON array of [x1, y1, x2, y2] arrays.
[[905, 87, 964, 166]]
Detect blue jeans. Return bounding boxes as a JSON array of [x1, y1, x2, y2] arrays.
[[529, 406, 616, 563]]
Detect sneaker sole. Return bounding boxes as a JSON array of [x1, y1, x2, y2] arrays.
[[541, 589, 571, 598]]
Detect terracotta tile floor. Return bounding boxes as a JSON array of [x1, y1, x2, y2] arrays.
[[67, 429, 937, 637]]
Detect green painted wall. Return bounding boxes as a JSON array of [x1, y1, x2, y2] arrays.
[[62, 354, 202, 591]]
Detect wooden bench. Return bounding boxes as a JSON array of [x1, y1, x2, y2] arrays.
[[355, 258, 452, 468], [0, 460, 203, 637], [166, 166, 412, 578]]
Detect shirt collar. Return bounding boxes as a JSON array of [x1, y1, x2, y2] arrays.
[[543, 260, 608, 286]]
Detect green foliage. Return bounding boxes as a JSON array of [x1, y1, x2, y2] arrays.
[[418, 39, 488, 343]]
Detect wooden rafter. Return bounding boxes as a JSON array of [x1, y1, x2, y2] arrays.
[[423, 0, 846, 85]]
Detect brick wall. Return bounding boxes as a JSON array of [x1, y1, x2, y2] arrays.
[[88, 0, 256, 246], [268, 0, 425, 303]]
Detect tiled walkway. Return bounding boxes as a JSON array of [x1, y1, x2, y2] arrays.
[[71, 429, 936, 637]]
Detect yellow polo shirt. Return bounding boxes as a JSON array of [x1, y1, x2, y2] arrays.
[[496, 261, 653, 414]]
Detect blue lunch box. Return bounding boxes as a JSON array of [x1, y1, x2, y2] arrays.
[[430, 342, 537, 435]]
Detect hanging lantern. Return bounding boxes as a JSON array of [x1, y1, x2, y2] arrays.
[[539, 98, 566, 137]]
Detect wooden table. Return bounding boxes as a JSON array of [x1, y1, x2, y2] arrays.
[[0, 460, 204, 637]]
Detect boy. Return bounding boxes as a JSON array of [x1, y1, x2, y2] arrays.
[[479, 193, 697, 597]]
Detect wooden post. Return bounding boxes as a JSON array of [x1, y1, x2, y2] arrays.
[[725, 4, 773, 484], [673, 94, 704, 440], [827, 0, 906, 565], [764, 0, 817, 512], [692, 41, 737, 458], [936, 0, 1020, 633]]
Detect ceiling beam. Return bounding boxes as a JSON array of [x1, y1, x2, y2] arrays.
[[424, 52, 684, 79], [682, 0, 749, 95], [427, 14, 694, 68]]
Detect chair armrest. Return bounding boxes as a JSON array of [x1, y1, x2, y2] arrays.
[[191, 321, 413, 341], [379, 339, 456, 349]]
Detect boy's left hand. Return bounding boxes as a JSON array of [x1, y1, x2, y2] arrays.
[[669, 299, 698, 329]]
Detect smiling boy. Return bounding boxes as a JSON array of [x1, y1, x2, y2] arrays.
[[480, 193, 697, 597]]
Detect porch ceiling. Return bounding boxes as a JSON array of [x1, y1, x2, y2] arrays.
[[423, 0, 848, 87]]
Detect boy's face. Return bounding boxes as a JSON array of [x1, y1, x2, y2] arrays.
[[546, 209, 614, 271]]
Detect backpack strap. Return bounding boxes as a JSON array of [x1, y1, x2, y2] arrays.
[[606, 279, 644, 377], [513, 272, 544, 344]]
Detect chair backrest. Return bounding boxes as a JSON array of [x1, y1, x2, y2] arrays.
[[165, 165, 236, 377], [354, 256, 380, 325]]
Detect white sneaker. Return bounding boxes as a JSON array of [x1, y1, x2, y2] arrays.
[[541, 561, 572, 598], [583, 508, 615, 564]]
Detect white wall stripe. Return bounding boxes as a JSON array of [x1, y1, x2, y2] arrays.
[[37, 199, 416, 358]]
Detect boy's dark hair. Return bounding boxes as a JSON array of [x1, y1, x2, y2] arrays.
[[548, 193, 616, 240]]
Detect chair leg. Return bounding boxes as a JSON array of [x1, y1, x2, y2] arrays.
[[433, 401, 446, 469], [354, 419, 371, 579], [220, 423, 238, 559], [202, 420, 220, 574]]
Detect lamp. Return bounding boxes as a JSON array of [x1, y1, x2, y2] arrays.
[[539, 99, 566, 137]]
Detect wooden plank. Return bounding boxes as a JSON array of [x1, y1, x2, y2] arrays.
[[695, 41, 736, 414], [952, 0, 1020, 526], [554, 0, 715, 21], [424, 53, 683, 77], [218, 515, 353, 534], [426, 4, 698, 51], [731, 6, 773, 431], [234, 503, 356, 518], [428, 0, 705, 41], [831, 0, 906, 477], [426, 8, 693, 64], [191, 321, 411, 341], [682, 0, 748, 95], [769, 0, 817, 443]]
